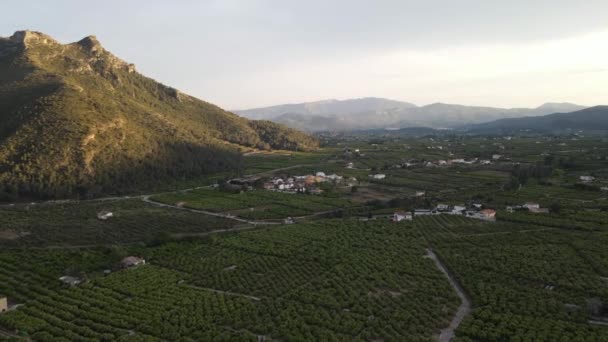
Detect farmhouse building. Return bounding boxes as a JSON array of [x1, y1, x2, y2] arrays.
[[59, 276, 82, 286], [121, 256, 146, 268], [478, 209, 497, 220], [393, 211, 412, 222], [0, 296, 7, 312], [580, 176, 595, 182], [97, 211, 113, 220], [523, 203, 540, 210]]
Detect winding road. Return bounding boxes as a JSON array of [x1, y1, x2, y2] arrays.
[[426, 248, 471, 342]]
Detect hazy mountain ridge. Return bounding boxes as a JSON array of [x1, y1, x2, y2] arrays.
[[236, 98, 586, 131], [0, 30, 318, 199], [466, 105, 608, 134]]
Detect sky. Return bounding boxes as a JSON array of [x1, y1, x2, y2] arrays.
[[3, 0, 608, 109]]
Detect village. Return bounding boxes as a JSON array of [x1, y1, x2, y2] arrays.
[[228, 171, 358, 195], [392, 201, 551, 222]]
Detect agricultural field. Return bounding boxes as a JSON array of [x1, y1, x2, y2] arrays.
[[416, 215, 608, 341], [0, 220, 460, 341], [151, 188, 356, 220], [0, 200, 238, 248], [1, 134, 608, 341]]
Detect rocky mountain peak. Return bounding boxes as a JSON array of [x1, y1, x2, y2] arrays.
[[77, 35, 103, 54], [8, 30, 57, 47]]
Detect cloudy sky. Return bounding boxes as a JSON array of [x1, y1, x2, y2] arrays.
[[3, 0, 608, 109]]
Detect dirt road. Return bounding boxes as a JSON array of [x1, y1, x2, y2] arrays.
[[426, 248, 471, 342]]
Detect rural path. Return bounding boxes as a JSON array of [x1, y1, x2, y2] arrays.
[[184, 284, 262, 301], [142, 196, 281, 226], [243, 163, 311, 177], [426, 248, 471, 342]]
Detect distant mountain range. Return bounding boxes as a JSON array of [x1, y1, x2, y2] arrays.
[[0, 30, 317, 199], [235, 98, 587, 131], [467, 105, 608, 134]]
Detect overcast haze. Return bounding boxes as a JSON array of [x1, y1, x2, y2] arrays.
[[3, 0, 608, 109]]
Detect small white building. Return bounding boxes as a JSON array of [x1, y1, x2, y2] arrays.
[[0, 296, 7, 312], [346, 162, 354, 169], [523, 203, 540, 210], [59, 276, 82, 286], [415, 191, 426, 197], [436, 204, 449, 211], [492, 154, 502, 160], [121, 256, 146, 268], [580, 176, 595, 183], [315, 172, 326, 178], [393, 211, 412, 222], [326, 174, 343, 182], [370, 174, 386, 180], [97, 211, 113, 220]]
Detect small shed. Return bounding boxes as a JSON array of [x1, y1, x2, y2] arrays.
[[59, 276, 82, 286], [0, 295, 7, 312], [121, 256, 146, 268], [97, 211, 113, 220], [393, 211, 412, 222]]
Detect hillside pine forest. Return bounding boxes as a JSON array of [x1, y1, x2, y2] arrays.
[[0, 31, 318, 200], [0, 30, 608, 342]]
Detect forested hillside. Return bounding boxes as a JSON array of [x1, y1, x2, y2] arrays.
[[0, 31, 318, 200]]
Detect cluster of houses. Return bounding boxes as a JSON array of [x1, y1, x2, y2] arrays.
[[506, 202, 549, 214], [393, 204, 497, 222], [389, 155, 504, 169], [262, 172, 356, 195]]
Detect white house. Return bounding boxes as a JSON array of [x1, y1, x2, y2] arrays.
[[316, 171, 326, 178], [393, 211, 412, 222], [121, 256, 146, 268], [326, 174, 343, 182], [451, 205, 466, 215], [346, 162, 354, 169], [436, 204, 449, 211], [415, 191, 426, 197], [580, 176, 595, 182], [370, 174, 386, 180], [59, 276, 82, 286], [492, 154, 502, 160], [523, 202, 540, 210], [97, 211, 113, 220]]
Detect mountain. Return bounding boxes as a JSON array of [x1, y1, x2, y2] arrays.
[[235, 97, 416, 120], [235, 99, 586, 131], [467, 105, 608, 134], [0, 30, 318, 200]]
